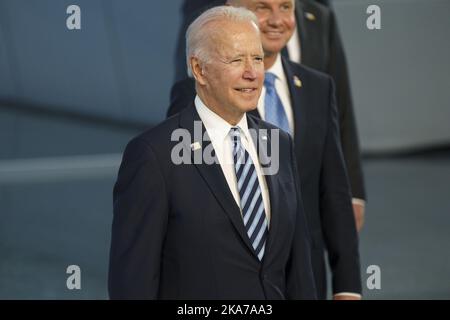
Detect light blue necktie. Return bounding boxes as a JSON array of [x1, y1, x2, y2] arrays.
[[264, 72, 291, 134], [230, 127, 268, 261]]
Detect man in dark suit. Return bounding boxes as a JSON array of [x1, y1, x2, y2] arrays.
[[168, 0, 362, 299], [290, 0, 366, 231], [109, 6, 316, 299], [173, 0, 366, 231]]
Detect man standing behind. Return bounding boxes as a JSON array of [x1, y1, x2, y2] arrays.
[[168, 0, 362, 300], [109, 6, 316, 299]]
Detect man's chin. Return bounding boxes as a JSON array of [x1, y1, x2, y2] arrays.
[[242, 104, 258, 113]]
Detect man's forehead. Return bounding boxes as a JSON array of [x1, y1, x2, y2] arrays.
[[213, 27, 261, 45], [206, 20, 259, 44], [245, 0, 295, 6], [211, 18, 257, 31]]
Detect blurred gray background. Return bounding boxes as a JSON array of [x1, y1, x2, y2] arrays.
[[0, 0, 449, 299]]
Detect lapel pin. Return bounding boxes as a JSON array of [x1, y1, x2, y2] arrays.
[[190, 142, 201, 151], [305, 12, 316, 21], [293, 76, 302, 88]]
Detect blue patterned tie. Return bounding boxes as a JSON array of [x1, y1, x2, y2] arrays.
[[230, 127, 268, 261], [264, 72, 291, 134]]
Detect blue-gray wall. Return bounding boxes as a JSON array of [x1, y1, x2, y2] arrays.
[[0, 0, 183, 126], [335, 0, 450, 152]]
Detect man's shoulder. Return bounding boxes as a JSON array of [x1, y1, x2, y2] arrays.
[[168, 78, 196, 117], [171, 77, 195, 93], [128, 113, 182, 153], [284, 57, 332, 85], [298, 0, 331, 21], [282, 58, 335, 118]]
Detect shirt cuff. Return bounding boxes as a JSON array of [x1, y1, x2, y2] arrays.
[[352, 198, 366, 207], [333, 292, 362, 299]]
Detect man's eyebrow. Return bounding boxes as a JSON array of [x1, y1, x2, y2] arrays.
[[229, 54, 245, 59], [227, 53, 263, 60], [219, 54, 244, 63], [218, 52, 264, 64]]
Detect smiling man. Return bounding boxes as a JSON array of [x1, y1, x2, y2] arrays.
[[190, 12, 264, 124], [168, 0, 362, 300], [109, 6, 316, 299]]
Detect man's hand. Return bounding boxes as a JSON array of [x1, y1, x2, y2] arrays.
[[352, 202, 365, 232], [333, 294, 361, 300]]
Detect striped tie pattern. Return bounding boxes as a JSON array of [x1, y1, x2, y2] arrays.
[[230, 127, 268, 261]]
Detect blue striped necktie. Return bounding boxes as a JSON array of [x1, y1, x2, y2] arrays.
[[230, 127, 268, 261], [264, 72, 291, 134]]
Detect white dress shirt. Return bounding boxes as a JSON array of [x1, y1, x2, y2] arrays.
[[195, 96, 271, 226], [257, 54, 295, 135], [287, 25, 301, 64]]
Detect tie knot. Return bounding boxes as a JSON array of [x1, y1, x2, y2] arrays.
[[230, 127, 243, 148], [264, 72, 277, 88], [230, 127, 241, 139]]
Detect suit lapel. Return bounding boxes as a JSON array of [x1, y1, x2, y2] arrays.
[[178, 105, 258, 258], [282, 57, 309, 164]]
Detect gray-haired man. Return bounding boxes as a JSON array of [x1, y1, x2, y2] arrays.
[[109, 6, 316, 299]]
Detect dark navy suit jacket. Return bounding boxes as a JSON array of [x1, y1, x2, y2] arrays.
[[109, 106, 317, 299]]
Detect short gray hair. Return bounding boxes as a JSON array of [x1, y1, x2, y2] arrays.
[[228, 0, 295, 8], [185, 6, 259, 77]]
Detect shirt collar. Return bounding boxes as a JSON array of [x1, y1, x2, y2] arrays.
[[194, 95, 251, 143], [265, 54, 286, 84]]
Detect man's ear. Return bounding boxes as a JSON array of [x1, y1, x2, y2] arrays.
[[190, 56, 207, 86]]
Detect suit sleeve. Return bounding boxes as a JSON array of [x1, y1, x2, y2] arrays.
[[327, 10, 366, 201], [108, 138, 169, 299], [320, 78, 362, 295], [286, 134, 317, 300]]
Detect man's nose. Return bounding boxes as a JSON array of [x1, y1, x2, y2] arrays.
[[267, 9, 283, 27], [243, 59, 259, 80]]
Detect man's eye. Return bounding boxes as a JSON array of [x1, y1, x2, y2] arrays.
[[254, 57, 263, 62], [231, 59, 242, 63]]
